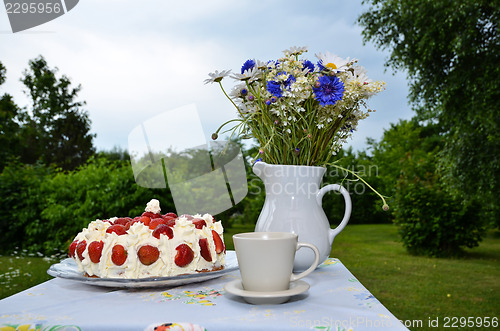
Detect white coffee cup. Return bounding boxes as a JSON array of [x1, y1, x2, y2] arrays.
[[233, 232, 320, 292]]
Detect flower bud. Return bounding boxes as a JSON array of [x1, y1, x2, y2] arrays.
[[211, 133, 218, 140], [382, 204, 389, 211], [254, 158, 263, 164]]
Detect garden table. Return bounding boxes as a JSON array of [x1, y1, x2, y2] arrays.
[[0, 256, 409, 330]]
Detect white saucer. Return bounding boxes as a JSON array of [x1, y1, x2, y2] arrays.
[[224, 279, 310, 304]]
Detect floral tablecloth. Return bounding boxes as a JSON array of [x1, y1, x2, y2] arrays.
[[0, 258, 408, 331]]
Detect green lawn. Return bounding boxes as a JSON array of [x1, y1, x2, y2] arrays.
[[2, 224, 499, 331], [0, 254, 55, 299]]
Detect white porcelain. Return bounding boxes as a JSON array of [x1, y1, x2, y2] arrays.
[[47, 251, 239, 288], [224, 279, 310, 305], [253, 161, 352, 271], [233, 232, 319, 292]]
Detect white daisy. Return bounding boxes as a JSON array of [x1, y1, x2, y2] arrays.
[[351, 66, 372, 84], [283, 46, 308, 56], [315, 52, 353, 73], [229, 83, 248, 99], [204, 69, 231, 84], [230, 66, 261, 82], [255, 60, 269, 69]]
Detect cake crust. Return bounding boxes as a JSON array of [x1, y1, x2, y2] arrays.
[[83, 265, 225, 279]]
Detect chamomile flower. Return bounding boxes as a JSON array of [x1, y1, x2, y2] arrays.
[[204, 69, 231, 84], [231, 66, 260, 82], [349, 66, 372, 85], [283, 46, 308, 56], [315, 52, 352, 73], [229, 83, 249, 99]]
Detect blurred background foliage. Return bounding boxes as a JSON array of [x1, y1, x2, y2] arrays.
[[0, 124, 492, 257], [0, 55, 496, 258]]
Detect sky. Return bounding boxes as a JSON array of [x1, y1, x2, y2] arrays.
[[0, 0, 414, 153]]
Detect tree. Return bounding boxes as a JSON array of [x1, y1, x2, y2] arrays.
[[19, 56, 95, 170], [0, 62, 21, 170], [368, 119, 443, 197], [358, 0, 500, 227]]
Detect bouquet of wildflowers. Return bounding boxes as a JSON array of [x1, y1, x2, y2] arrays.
[[205, 46, 385, 167]]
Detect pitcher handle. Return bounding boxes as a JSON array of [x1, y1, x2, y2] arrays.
[[317, 184, 352, 239]]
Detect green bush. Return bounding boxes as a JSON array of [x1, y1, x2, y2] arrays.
[[0, 157, 175, 255], [0, 161, 53, 254], [363, 118, 487, 257], [393, 156, 486, 257]]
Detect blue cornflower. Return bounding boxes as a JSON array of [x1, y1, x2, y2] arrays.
[[267, 80, 283, 98], [283, 74, 296, 88], [267, 72, 296, 98], [302, 60, 315, 73], [276, 71, 296, 88], [317, 60, 326, 71], [313, 75, 345, 106], [241, 59, 256, 74], [267, 60, 280, 69]]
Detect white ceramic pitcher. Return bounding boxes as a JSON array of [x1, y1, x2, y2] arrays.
[[253, 161, 352, 271]]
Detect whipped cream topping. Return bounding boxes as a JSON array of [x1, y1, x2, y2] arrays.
[[144, 199, 161, 214], [71, 200, 225, 279]]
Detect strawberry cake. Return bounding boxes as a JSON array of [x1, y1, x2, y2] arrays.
[[67, 199, 225, 279]]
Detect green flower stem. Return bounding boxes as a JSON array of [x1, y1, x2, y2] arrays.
[[218, 82, 243, 118], [214, 118, 243, 136], [328, 163, 389, 208]]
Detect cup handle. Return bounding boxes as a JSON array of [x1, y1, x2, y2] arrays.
[[290, 242, 320, 282]]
